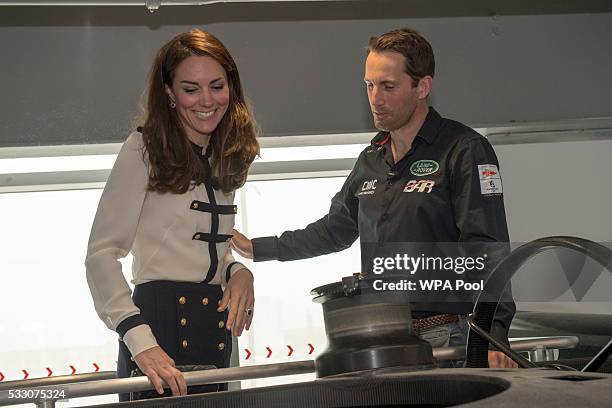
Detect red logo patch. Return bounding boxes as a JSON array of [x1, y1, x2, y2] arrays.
[[481, 169, 497, 178]]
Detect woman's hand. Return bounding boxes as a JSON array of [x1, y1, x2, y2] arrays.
[[218, 268, 254, 336], [231, 229, 254, 259], [133, 346, 187, 396]]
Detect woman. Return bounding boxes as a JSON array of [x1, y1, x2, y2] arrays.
[[85, 29, 259, 400]]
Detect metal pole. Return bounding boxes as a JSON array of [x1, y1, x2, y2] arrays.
[[0, 1, 216, 6], [0, 372, 116, 392], [435, 336, 578, 362], [582, 339, 612, 372], [0, 336, 579, 407], [0, 360, 315, 407], [0, 0, 356, 6], [468, 319, 537, 368]]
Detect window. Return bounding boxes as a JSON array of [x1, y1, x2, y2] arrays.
[[0, 135, 368, 404]]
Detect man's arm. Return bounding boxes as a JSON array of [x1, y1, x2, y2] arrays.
[[251, 168, 360, 262]]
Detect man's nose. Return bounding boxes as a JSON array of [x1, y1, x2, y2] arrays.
[[370, 87, 384, 107]]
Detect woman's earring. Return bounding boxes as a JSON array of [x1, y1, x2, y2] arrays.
[[170, 100, 176, 109]]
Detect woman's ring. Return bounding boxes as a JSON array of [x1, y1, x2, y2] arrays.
[[245, 308, 253, 316]]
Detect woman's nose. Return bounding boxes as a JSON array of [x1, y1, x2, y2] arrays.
[[199, 91, 214, 107]]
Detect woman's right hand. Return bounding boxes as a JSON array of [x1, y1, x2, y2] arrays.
[[231, 229, 254, 259], [133, 346, 187, 397]]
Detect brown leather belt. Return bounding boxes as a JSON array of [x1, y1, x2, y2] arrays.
[[412, 313, 463, 334]]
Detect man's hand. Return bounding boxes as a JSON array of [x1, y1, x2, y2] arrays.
[[488, 350, 518, 368], [133, 346, 187, 396], [231, 229, 254, 259], [218, 268, 254, 336]]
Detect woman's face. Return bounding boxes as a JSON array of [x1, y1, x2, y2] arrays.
[[165, 55, 230, 144]]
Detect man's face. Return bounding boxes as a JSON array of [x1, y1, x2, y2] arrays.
[[364, 51, 422, 132]]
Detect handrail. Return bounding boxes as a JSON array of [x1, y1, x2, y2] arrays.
[[0, 335, 579, 407], [0, 360, 315, 407], [0, 372, 116, 392], [434, 336, 579, 362]]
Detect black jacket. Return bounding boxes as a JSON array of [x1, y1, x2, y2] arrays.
[[253, 108, 515, 341]]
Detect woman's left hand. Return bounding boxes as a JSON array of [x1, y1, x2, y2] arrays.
[[218, 268, 254, 337]]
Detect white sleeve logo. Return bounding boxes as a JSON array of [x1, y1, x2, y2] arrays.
[[477, 164, 503, 195]]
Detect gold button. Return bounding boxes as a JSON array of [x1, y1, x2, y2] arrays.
[[180, 317, 187, 326], [182, 340, 188, 348], [179, 296, 186, 305], [218, 321, 225, 329], [195, 234, 201, 240], [192, 202, 199, 209], [130, 356, 134, 362], [202, 297, 209, 306], [218, 342, 225, 351]]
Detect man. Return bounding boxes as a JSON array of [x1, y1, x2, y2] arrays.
[[233, 28, 517, 368]]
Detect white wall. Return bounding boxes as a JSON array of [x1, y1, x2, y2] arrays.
[[497, 138, 612, 315], [498, 138, 612, 242]]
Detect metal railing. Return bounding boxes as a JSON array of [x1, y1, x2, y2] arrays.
[[0, 336, 579, 408], [0, 361, 315, 408], [0, 372, 117, 392]]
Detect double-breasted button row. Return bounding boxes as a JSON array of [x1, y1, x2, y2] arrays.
[[180, 339, 225, 351], [178, 296, 212, 306], [176, 295, 225, 351]]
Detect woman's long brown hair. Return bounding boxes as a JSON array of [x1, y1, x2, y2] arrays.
[[140, 29, 259, 194]]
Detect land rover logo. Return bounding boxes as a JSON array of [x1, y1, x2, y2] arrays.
[[410, 160, 439, 176]]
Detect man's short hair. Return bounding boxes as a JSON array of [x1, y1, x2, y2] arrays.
[[367, 28, 435, 86]]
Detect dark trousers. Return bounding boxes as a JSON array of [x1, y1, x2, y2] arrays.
[[419, 315, 469, 368]]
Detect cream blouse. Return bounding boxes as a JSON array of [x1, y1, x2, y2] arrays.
[[85, 132, 245, 357]]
